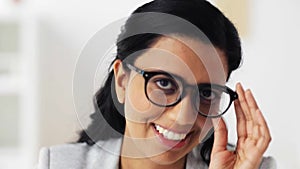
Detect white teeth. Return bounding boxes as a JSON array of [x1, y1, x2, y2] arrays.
[[167, 132, 174, 140], [154, 124, 187, 141]]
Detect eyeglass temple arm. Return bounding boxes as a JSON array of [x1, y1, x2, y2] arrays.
[[125, 63, 145, 75]]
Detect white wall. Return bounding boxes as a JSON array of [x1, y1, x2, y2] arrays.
[[34, 0, 300, 168], [35, 0, 151, 155], [226, 1, 300, 168]]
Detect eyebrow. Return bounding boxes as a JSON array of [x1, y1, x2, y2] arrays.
[[142, 67, 224, 88], [126, 63, 225, 88]]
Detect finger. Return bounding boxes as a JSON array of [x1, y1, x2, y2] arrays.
[[256, 135, 271, 154], [255, 109, 272, 149], [234, 99, 247, 140], [252, 124, 261, 141], [245, 89, 260, 125], [211, 118, 228, 154], [255, 109, 270, 130], [236, 83, 253, 137], [245, 91, 272, 143], [236, 83, 252, 121]]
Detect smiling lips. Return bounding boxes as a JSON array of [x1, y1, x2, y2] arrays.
[[154, 124, 189, 141], [153, 124, 191, 149]]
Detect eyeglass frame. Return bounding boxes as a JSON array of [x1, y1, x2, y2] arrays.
[[124, 62, 238, 118]]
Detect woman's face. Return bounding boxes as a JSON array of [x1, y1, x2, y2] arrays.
[[114, 36, 228, 165]]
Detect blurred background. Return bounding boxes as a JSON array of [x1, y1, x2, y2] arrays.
[[0, 0, 300, 168]]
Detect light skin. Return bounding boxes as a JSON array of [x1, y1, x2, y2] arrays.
[[113, 36, 271, 169]]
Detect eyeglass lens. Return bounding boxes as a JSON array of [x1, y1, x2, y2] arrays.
[[145, 73, 232, 117]]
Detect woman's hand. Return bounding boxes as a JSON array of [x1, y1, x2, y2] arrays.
[[208, 83, 272, 169]]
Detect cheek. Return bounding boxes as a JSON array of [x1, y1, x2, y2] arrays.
[[195, 116, 214, 143], [128, 80, 150, 111], [125, 76, 165, 123]]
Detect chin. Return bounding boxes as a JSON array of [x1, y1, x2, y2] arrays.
[[146, 149, 187, 166]]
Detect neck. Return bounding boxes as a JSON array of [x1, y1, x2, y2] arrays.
[[120, 156, 186, 169], [119, 137, 186, 169]]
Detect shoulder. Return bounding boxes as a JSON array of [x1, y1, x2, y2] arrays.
[[37, 142, 91, 169], [37, 138, 122, 169]]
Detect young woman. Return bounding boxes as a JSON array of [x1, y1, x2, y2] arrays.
[[38, 0, 276, 168]]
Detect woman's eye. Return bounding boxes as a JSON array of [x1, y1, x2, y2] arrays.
[[155, 79, 174, 90], [200, 89, 216, 101]]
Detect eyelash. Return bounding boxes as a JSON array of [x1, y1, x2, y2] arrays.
[[151, 75, 223, 102], [155, 78, 177, 92], [199, 89, 221, 103]]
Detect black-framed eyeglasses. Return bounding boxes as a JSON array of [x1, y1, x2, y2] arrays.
[[125, 63, 238, 118]]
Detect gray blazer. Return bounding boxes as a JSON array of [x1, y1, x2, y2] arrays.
[[37, 138, 276, 169]]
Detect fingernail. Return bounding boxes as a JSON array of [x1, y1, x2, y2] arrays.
[[236, 82, 243, 90]]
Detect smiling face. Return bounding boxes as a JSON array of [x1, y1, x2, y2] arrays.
[[114, 35, 228, 166]]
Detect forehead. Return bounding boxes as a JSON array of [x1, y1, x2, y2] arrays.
[[133, 36, 228, 85]]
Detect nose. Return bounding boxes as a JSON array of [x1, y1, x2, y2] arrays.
[[168, 90, 199, 126]]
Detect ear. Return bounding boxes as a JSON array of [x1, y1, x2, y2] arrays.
[[113, 59, 128, 104]]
